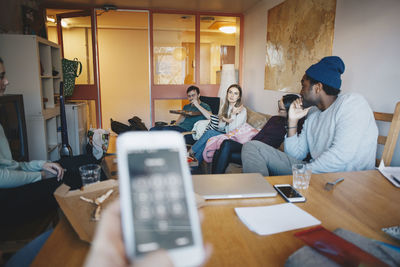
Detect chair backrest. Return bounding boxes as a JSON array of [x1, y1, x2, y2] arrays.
[[199, 96, 220, 115], [374, 101, 400, 166]]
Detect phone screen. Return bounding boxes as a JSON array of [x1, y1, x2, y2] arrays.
[[127, 148, 194, 255], [277, 186, 303, 198]]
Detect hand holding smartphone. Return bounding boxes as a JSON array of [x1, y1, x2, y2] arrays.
[[274, 184, 306, 203], [117, 131, 205, 266]]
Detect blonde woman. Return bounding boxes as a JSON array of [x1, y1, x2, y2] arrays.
[[190, 84, 247, 164]]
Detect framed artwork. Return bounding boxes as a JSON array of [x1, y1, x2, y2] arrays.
[[265, 0, 336, 92], [21, 5, 47, 39]]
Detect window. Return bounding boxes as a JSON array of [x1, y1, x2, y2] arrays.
[[200, 15, 240, 84], [153, 13, 195, 85], [152, 13, 241, 85]]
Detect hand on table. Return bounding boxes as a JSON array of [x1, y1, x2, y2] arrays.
[[42, 162, 64, 181], [84, 200, 212, 267]]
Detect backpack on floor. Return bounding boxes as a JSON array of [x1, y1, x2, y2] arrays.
[[110, 119, 132, 135], [128, 116, 148, 131]]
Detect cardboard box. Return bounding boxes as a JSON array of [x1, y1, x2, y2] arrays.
[[54, 179, 119, 243]]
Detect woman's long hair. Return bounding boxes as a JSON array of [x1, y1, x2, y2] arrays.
[[219, 84, 243, 119]]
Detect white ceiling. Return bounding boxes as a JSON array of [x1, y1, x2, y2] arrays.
[[40, 0, 262, 14]]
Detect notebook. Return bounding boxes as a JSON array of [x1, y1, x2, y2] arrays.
[[192, 173, 277, 199]]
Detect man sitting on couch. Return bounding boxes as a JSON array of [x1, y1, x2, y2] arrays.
[[150, 85, 211, 144], [242, 56, 378, 176]]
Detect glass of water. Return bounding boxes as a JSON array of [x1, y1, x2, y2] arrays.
[[79, 164, 101, 186], [292, 163, 312, 189]]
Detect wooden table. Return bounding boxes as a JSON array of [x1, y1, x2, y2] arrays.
[[32, 170, 400, 267], [169, 110, 202, 116]]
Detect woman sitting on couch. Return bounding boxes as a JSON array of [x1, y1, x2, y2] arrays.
[[189, 84, 247, 164], [211, 94, 304, 174]]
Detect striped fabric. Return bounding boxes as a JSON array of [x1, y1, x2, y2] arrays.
[[205, 114, 220, 131]]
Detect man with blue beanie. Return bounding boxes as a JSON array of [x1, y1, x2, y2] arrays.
[[242, 56, 378, 176]]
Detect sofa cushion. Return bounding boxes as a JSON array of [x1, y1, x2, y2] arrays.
[[246, 107, 271, 130]]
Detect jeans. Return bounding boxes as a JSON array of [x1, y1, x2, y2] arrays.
[[5, 229, 53, 267], [211, 139, 243, 174], [242, 140, 304, 176], [150, 125, 195, 145], [191, 129, 222, 163]]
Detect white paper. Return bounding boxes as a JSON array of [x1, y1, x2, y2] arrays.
[[235, 203, 321, 235], [378, 161, 400, 188]]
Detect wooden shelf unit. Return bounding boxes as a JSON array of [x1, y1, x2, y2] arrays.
[[0, 34, 63, 161]]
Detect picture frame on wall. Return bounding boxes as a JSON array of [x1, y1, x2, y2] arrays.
[[21, 5, 47, 39]]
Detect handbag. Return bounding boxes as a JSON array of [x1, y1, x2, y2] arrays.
[[62, 58, 82, 97]]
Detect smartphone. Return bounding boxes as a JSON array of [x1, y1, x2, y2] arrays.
[[117, 131, 204, 266], [274, 184, 306, 203]]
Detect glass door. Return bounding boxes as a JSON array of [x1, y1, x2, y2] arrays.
[[54, 10, 101, 127]]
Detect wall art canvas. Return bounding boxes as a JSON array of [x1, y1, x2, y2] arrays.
[[265, 0, 336, 92]]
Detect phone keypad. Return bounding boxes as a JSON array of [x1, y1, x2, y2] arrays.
[[132, 173, 186, 224]]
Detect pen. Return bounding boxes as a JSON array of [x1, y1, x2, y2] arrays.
[[391, 175, 400, 185]]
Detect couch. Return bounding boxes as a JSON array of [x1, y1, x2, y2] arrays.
[[200, 106, 272, 174]]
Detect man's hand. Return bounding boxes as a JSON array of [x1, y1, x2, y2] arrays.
[[191, 98, 200, 107], [288, 98, 312, 123], [42, 162, 64, 181]]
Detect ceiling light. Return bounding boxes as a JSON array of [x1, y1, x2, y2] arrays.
[[46, 16, 55, 23], [61, 20, 69, 28], [219, 26, 236, 34]]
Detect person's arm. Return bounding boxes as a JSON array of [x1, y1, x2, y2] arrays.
[[226, 106, 247, 132], [307, 95, 378, 173], [84, 200, 212, 267], [174, 115, 185, 125], [284, 112, 311, 161], [84, 200, 174, 267], [0, 161, 63, 188], [192, 99, 212, 120], [0, 168, 42, 188], [287, 98, 312, 137], [18, 159, 46, 172], [0, 124, 45, 188]]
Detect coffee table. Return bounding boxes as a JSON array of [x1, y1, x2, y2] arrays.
[[32, 170, 400, 266]]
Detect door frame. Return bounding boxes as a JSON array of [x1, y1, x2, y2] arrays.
[[149, 11, 244, 125], [56, 9, 102, 127]]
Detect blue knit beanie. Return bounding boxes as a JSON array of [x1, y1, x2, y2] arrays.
[[305, 56, 345, 89]]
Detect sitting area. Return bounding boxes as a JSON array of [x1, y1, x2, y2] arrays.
[[197, 106, 271, 174]]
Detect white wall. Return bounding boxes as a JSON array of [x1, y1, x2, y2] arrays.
[[243, 0, 285, 116], [243, 0, 400, 166]]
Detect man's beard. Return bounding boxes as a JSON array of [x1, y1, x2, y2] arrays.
[[301, 97, 314, 108]]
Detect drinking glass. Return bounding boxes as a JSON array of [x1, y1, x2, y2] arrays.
[[79, 164, 101, 186], [292, 163, 312, 189]]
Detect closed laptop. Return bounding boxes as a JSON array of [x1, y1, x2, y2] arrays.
[[192, 173, 277, 200]]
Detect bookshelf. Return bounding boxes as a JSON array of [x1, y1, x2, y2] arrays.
[[0, 34, 62, 161]]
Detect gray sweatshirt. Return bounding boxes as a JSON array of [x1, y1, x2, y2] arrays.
[[0, 124, 46, 188], [284, 93, 378, 173]]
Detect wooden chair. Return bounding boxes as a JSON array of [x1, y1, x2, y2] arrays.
[[374, 101, 400, 166]]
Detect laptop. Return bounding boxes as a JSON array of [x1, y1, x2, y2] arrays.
[[192, 173, 277, 199]]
